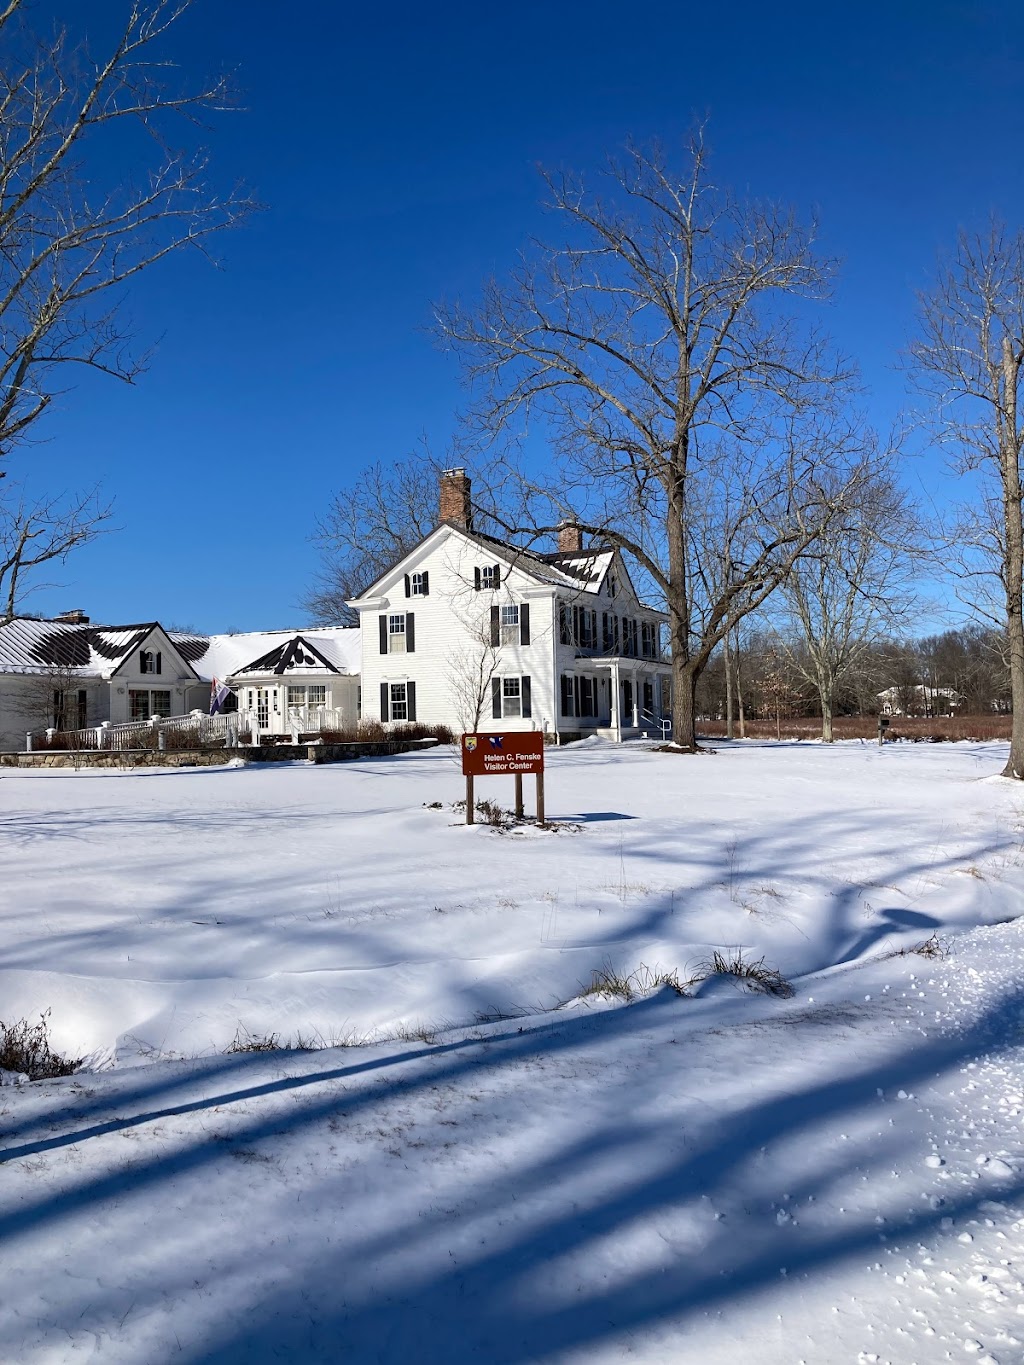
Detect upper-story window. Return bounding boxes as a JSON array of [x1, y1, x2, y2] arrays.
[[500, 604, 519, 644], [641, 621, 660, 659], [405, 571, 429, 597], [379, 612, 415, 654], [475, 563, 502, 591], [139, 649, 161, 675]]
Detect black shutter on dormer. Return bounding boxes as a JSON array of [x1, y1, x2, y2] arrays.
[[492, 563, 501, 589], [156, 651, 162, 675], [380, 682, 389, 721], [490, 605, 500, 647], [379, 615, 388, 654], [406, 613, 415, 653], [519, 603, 530, 645], [492, 678, 502, 719], [474, 566, 481, 591], [522, 675, 532, 718], [421, 571, 429, 596], [404, 574, 411, 598], [407, 681, 417, 722]]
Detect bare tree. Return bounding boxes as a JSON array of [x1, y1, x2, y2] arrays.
[[0, 484, 112, 622], [772, 453, 919, 740], [437, 134, 865, 749], [0, 0, 252, 466], [446, 628, 502, 735], [305, 449, 447, 624], [911, 224, 1024, 778]]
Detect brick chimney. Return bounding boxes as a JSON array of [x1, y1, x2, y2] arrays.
[[557, 521, 583, 554], [55, 608, 89, 624], [439, 468, 472, 528]]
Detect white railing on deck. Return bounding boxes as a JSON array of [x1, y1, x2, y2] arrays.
[[26, 710, 249, 753]]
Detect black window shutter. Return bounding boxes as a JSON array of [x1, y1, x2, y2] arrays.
[[522, 675, 532, 718], [493, 563, 501, 588], [474, 566, 481, 591], [406, 613, 415, 653], [379, 615, 388, 654], [574, 675, 581, 716], [559, 604, 569, 645], [404, 574, 411, 598], [490, 605, 500, 647], [421, 571, 429, 596], [560, 675, 571, 717], [492, 678, 502, 719], [407, 680, 417, 722], [519, 603, 531, 646], [156, 651, 162, 675], [380, 682, 389, 721]]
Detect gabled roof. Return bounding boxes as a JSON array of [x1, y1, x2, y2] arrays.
[[0, 618, 198, 678], [351, 521, 618, 601], [183, 627, 360, 681]]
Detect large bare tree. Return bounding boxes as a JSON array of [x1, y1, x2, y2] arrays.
[[305, 449, 446, 625], [0, 0, 251, 467], [437, 134, 864, 749], [911, 224, 1024, 779], [772, 452, 919, 741]]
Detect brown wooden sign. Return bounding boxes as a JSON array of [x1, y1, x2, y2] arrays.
[[461, 731, 544, 776]]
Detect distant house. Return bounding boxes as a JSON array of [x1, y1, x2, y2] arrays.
[[877, 684, 961, 718], [347, 469, 672, 742]]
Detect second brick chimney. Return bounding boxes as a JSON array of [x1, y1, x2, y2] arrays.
[[439, 468, 472, 529], [557, 521, 584, 554]]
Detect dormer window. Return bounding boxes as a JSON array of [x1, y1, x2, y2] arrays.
[[140, 649, 161, 675], [404, 571, 429, 598]]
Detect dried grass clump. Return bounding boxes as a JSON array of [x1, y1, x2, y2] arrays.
[[0, 1011, 82, 1080], [580, 962, 687, 1003], [696, 948, 794, 997]]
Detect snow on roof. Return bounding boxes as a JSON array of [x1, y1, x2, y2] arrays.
[[0, 617, 164, 676], [180, 627, 360, 681]]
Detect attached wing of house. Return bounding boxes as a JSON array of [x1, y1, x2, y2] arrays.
[[0, 615, 205, 749]]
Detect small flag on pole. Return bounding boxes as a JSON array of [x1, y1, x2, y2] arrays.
[[210, 678, 232, 715]]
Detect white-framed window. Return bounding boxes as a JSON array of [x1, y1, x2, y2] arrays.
[[129, 688, 171, 720], [139, 649, 161, 675], [308, 684, 327, 706], [389, 682, 408, 721], [287, 686, 306, 707], [481, 565, 497, 589], [502, 676, 522, 717], [389, 613, 407, 653], [500, 604, 520, 644], [410, 572, 427, 596]]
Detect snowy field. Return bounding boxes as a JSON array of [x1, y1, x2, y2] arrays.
[[1, 739, 1024, 1362]]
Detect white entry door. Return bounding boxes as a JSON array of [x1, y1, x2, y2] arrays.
[[256, 689, 270, 730]]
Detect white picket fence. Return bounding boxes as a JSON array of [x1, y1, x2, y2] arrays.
[[27, 710, 248, 753]]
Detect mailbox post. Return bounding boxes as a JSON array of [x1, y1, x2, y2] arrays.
[[878, 715, 891, 747]]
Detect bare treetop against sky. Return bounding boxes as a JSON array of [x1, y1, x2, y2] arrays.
[[12, 0, 1024, 630]]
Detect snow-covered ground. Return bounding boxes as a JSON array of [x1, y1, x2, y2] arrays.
[[1, 739, 1023, 1362]]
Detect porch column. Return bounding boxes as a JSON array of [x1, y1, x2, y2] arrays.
[[611, 659, 621, 743]]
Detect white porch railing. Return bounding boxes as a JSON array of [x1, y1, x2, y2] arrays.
[[26, 710, 249, 753]]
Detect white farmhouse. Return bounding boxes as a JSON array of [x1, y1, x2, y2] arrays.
[[348, 469, 672, 741]]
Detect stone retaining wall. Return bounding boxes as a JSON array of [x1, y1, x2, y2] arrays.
[[0, 739, 440, 769]]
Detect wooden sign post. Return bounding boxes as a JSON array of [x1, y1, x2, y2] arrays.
[[461, 732, 545, 824]]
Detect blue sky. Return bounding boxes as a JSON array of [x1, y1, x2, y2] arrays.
[[16, 0, 1024, 631]]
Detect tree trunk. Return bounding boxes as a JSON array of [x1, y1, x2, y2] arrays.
[[673, 660, 699, 749], [1001, 338, 1024, 779], [724, 628, 734, 740], [817, 670, 835, 742], [735, 629, 746, 738]]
